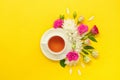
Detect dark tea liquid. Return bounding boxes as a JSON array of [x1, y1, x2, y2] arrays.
[[48, 36, 65, 52]]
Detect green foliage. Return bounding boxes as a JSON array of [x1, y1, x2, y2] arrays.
[[59, 15, 64, 19], [84, 46, 94, 49], [82, 49, 89, 55], [88, 36, 97, 42], [60, 59, 66, 68], [73, 11, 77, 19]]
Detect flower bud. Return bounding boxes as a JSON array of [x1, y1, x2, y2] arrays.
[[83, 56, 91, 63], [84, 39, 90, 45], [90, 25, 99, 35], [78, 16, 84, 23], [92, 50, 99, 58]]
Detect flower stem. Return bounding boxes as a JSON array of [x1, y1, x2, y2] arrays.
[[80, 52, 86, 57]]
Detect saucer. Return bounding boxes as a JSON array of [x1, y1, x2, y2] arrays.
[[40, 28, 71, 61]]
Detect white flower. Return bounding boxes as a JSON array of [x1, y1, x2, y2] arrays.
[[62, 19, 76, 33], [62, 19, 83, 53], [66, 30, 83, 53], [83, 56, 91, 63], [92, 50, 99, 58], [62, 19, 77, 43], [75, 40, 83, 53], [71, 31, 82, 42]]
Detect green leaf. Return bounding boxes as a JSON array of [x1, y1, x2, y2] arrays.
[[82, 49, 89, 55], [88, 36, 97, 42], [81, 35, 88, 40], [60, 59, 66, 68], [84, 46, 94, 49], [73, 11, 77, 19], [59, 15, 64, 20]]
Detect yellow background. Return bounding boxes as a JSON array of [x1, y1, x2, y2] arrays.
[[0, 0, 120, 80]]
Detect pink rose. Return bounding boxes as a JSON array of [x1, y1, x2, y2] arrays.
[[77, 24, 88, 35], [90, 25, 99, 35], [66, 51, 79, 61], [53, 19, 63, 29]]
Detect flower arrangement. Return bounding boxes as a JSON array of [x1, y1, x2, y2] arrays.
[[53, 11, 99, 68]]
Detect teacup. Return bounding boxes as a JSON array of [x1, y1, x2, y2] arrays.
[[47, 34, 66, 55]]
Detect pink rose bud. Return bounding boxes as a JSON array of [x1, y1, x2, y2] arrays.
[[53, 19, 63, 29], [91, 25, 99, 35], [77, 24, 88, 35]]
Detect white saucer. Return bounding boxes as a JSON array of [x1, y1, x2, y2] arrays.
[[40, 28, 72, 61]]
